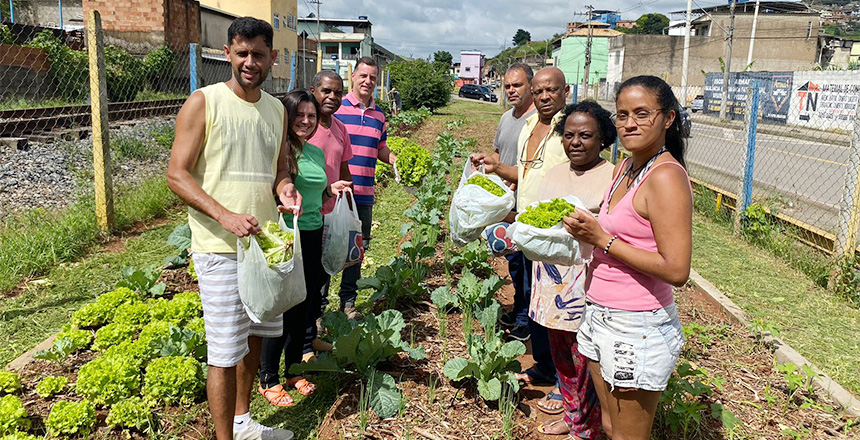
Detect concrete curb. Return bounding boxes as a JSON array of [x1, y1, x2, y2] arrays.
[[688, 269, 860, 417], [5, 334, 56, 371]]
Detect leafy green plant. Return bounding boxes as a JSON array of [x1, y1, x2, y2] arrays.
[[34, 337, 76, 365], [432, 270, 504, 318], [0, 432, 40, 440], [396, 143, 431, 186], [359, 254, 429, 309], [103, 340, 157, 370], [387, 108, 432, 136], [46, 399, 96, 438], [112, 302, 152, 330], [0, 395, 28, 435], [185, 317, 206, 335], [76, 355, 141, 405], [138, 320, 172, 347], [253, 221, 296, 266], [749, 318, 782, 341], [164, 223, 191, 267], [449, 240, 494, 278], [517, 198, 578, 228], [150, 325, 207, 361], [104, 45, 145, 102], [0, 372, 20, 395], [143, 356, 204, 405], [164, 291, 203, 324], [291, 310, 426, 418], [116, 265, 167, 297], [71, 286, 141, 327], [465, 174, 506, 197], [442, 323, 525, 401], [0, 24, 12, 45], [55, 325, 93, 350], [655, 362, 738, 439], [35, 376, 69, 398], [107, 396, 154, 432], [93, 322, 137, 351], [26, 30, 89, 101], [775, 362, 817, 412], [741, 203, 781, 244], [142, 45, 175, 87]]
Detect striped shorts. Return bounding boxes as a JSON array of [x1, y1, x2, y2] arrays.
[[193, 253, 283, 368]]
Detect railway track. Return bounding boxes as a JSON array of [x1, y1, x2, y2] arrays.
[[0, 99, 186, 138]]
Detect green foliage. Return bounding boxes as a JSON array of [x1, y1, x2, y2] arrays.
[[466, 174, 506, 197], [164, 222, 191, 267], [93, 322, 137, 351], [655, 362, 738, 439], [395, 143, 431, 186], [35, 376, 69, 398], [255, 221, 295, 266], [0, 395, 29, 435], [55, 325, 93, 350], [152, 123, 176, 149], [359, 253, 429, 309], [449, 240, 494, 278], [432, 50, 453, 71], [512, 28, 531, 46], [143, 356, 204, 405], [150, 325, 207, 361], [0, 25, 12, 45], [831, 255, 860, 307], [185, 317, 206, 335], [432, 270, 504, 317], [33, 337, 76, 364], [631, 13, 670, 34], [104, 45, 145, 102], [741, 204, 779, 244], [116, 265, 167, 297], [113, 134, 159, 161], [26, 30, 89, 101], [103, 340, 157, 370], [107, 396, 154, 431], [387, 108, 432, 136], [388, 59, 452, 111], [138, 320, 172, 347], [72, 286, 141, 327], [0, 372, 20, 396], [517, 198, 578, 229], [76, 355, 141, 405], [113, 302, 152, 329], [775, 362, 817, 411], [142, 45, 176, 87], [164, 291, 203, 324], [0, 432, 39, 440], [46, 399, 97, 438]]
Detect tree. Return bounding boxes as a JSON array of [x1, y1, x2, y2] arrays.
[[632, 13, 670, 35], [432, 50, 453, 72], [512, 29, 531, 46], [387, 59, 452, 111]]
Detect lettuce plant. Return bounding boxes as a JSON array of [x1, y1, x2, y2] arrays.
[[76, 355, 141, 405], [46, 399, 96, 438], [35, 376, 68, 398], [103, 339, 157, 370], [71, 287, 140, 327], [138, 320, 171, 347], [92, 323, 137, 351], [55, 325, 93, 350], [0, 432, 40, 440], [517, 198, 578, 229], [0, 395, 28, 435], [107, 396, 153, 431], [0, 372, 20, 395], [143, 356, 204, 405], [255, 221, 295, 266], [465, 174, 506, 197], [112, 302, 152, 329]]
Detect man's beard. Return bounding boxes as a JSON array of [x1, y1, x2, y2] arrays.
[[234, 67, 267, 89]]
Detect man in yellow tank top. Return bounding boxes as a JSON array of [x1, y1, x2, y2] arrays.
[[167, 17, 300, 440]]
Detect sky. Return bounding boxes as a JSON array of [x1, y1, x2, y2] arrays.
[[296, 0, 721, 60]]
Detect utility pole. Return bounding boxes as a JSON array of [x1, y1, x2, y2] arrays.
[[680, 0, 693, 108], [719, 0, 737, 119], [747, 0, 761, 67], [310, 0, 322, 73], [582, 5, 593, 99]]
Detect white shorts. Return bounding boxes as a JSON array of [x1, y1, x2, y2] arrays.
[[193, 253, 283, 368]]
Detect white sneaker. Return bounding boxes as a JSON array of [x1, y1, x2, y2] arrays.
[[234, 419, 294, 440]]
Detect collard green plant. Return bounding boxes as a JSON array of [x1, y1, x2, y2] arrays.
[[35, 376, 69, 399], [117, 265, 167, 297], [291, 310, 425, 418], [34, 337, 76, 365], [449, 240, 494, 278], [150, 325, 207, 361], [164, 223, 192, 267], [0, 395, 28, 435], [432, 270, 504, 318], [442, 325, 524, 401], [0, 372, 21, 396], [76, 355, 141, 405], [358, 255, 428, 308], [143, 356, 204, 405], [46, 399, 96, 438], [107, 396, 154, 432]]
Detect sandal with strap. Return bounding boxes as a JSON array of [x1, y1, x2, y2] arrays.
[[537, 418, 572, 436], [537, 389, 565, 415], [258, 384, 295, 407], [286, 377, 316, 396]]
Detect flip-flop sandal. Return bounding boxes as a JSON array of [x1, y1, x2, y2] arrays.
[[537, 418, 572, 435], [536, 390, 565, 415], [258, 384, 294, 407], [287, 377, 316, 396], [517, 367, 555, 386]]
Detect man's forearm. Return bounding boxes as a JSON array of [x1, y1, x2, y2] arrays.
[[494, 163, 518, 182]]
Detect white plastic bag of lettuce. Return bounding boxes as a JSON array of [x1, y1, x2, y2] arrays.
[[449, 161, 515, 244], [237, 214, 306, 323]]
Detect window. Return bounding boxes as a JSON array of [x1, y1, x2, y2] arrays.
[[282, 15, 288, 30], [325, 46, 338, 54], [465, 67, 471, 72], [273, 14, 279, 29], [284, 49, 290, 64]]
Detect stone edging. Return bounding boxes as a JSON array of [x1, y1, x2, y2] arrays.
[[688, 269, 860, 417]]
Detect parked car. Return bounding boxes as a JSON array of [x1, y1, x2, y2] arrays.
[[691, 94, 704, 112], [458, 84, 497, 102]]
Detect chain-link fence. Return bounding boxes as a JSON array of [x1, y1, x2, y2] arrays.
[[679, 71, 860, 278]]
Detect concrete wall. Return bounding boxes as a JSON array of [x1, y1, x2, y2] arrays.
[[200, 6, 236, 49], [554, 36, 608, 85], [82, 0, 200, 54], [15, 0, 84, 29]]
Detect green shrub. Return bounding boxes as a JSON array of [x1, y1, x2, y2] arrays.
[[26, 30, 88, 101], [105, 45, 145, 102], [103, 340, 157, 370], [0, 432, 40, 440], [113, 302, 152, 329], [0, 395, 29, 435], [46, 399, 96, 438], [76, 355, 141, 405], [142, 45, 176, 88], [0, 373, 20, 396], [143, 356, 204, 405], [35, 376, 69, 398], [0, 25, 12, 45], [93, 323, 137, 351], [55, 325, 93, 350], [107, 396, 153, 431], [388, 60, 452, 111]]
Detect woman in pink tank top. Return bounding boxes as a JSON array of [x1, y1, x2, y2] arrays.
[[562, 76, 693, 440]]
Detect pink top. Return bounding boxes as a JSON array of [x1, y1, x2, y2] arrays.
[[308, 117, 353, 214], [585, 160, 690, 311]]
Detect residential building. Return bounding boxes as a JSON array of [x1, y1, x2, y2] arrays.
[[552, 22, 621, 86], [297, 16, 396, 82], [81, 0, 200, 55], [458, 50, 484, 85], [199, 0, 298, 93], [591, 10, 621, 29], [615, 20, 636, 30]]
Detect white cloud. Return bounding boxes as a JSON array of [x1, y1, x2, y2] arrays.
[[298, 0, 691, 59]]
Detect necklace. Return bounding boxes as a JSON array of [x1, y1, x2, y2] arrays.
[[607, 147, 668, 203]]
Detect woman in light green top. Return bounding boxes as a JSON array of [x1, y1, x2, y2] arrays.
[[258, 90, 350, 406]]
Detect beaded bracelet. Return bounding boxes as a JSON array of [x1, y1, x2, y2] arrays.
[[603, 235, 618, 255]]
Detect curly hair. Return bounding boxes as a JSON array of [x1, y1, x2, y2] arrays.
[[553, 100, 616, 150]]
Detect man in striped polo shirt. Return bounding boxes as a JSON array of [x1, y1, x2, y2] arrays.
[[333, 57, 396, 317]]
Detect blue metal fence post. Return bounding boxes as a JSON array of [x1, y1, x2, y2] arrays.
[[58, 0, 63, 29], [189, 43, 198, 93], [9, 0, 14, 22], [571, 84, 579, 104], [611, 137, 619, 164], [735, 80, 760, 233], [288, 51, 296, 91]]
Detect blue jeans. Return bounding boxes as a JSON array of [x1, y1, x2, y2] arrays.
[[506, 251, 530, 327], [331, 203, 373, 310]]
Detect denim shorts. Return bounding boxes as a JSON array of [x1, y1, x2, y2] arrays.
[[576, 301, 684, 392]]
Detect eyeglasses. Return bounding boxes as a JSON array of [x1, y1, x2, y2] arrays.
[[611, 109, 664, 127]]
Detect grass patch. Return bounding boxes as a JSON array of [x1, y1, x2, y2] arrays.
[[691, 212, 860, 395], [112, 134, 158, 161], [0, 176, 179, 293], [134, 90, 188, 101], [0, 213, 182, 367], [0, 96, 83, 110]]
